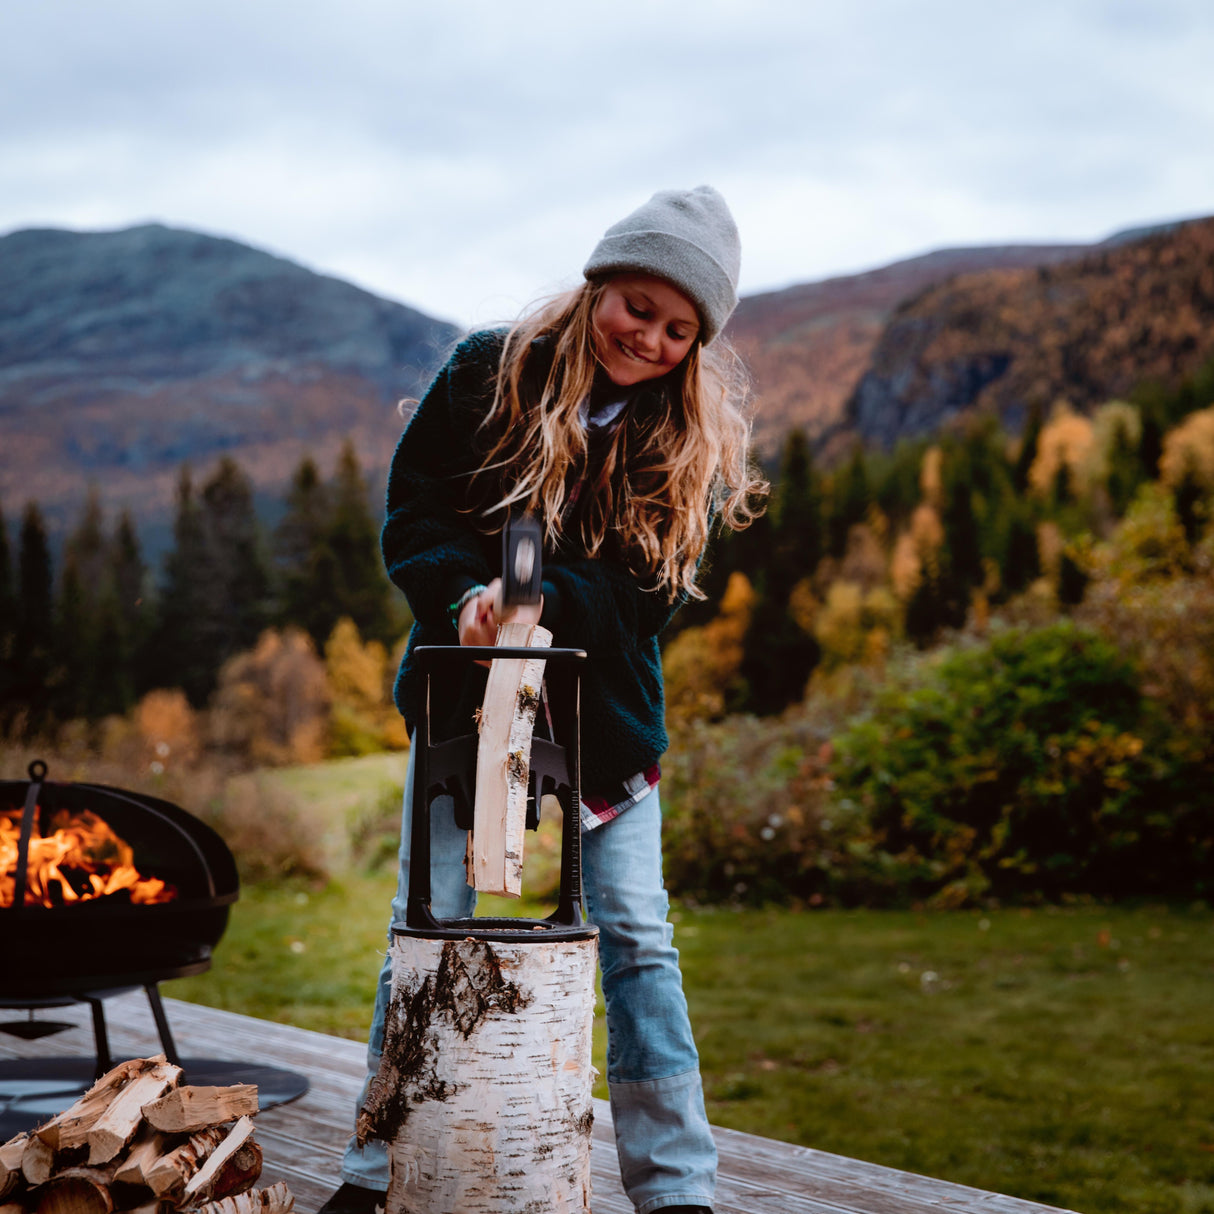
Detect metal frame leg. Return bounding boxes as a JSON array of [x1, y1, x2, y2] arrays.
[[143, 984, 181, 1066], [85, 996, 113, 1078]]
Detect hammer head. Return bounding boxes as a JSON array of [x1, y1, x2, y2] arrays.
[[502, 513, 543, 607]]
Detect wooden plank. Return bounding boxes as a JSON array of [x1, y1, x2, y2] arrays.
[[0, 993, 1079, 1214]]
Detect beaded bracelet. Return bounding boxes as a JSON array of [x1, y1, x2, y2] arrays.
[[447, 583, 488, 630]]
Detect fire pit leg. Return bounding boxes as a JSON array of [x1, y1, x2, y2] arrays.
[[84, 997, 112, 1077], [143, 985, 182, 1066]]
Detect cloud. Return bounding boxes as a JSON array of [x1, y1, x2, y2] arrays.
[[1, 0, 1212, 325]]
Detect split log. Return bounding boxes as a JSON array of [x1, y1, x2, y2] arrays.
[[143, 1129, 227, 1200], [87, 1063, 182, 1165], [33, 1169, 113, 1214], [195, 1181, 293, 1214], [111, 1130, 166, 1188], [34, 1060, 160, 1153], [472, 620, 551, 896], [1, 1137, 27, 1199], [359, 933, 597, 1214], [20, 1138, 54, 1188], [141, 1089, 258, 1137], [2, 1203, 27, 1214], [181, 1119, 257, 1207]]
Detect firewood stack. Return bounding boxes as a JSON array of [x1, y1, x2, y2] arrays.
[[0, 1056, 294, 1214]]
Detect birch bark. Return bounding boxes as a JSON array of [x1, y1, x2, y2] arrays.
[[358, 934, 597, 1214], [472, 621, 552, 897]]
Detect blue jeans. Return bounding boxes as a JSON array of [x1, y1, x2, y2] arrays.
[[340, 747, 717, 1213]]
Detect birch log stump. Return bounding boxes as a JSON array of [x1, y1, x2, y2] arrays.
[[472, 620, 552, 897], [357, 934, 598, 1214]]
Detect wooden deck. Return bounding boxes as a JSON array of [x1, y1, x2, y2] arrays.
[[0, 988, 1079, 1214]]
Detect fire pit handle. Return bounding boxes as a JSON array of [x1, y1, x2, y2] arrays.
[[15, 762, 46, 911]]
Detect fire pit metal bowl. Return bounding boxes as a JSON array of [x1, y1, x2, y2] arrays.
[[0, 762, 307, 1131], [1, 761, 239, 995]]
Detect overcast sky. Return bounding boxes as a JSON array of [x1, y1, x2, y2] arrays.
[[2, 0, 1212, 329]]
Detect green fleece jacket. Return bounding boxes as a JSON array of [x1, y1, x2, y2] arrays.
[[381, 329, 690, 794]]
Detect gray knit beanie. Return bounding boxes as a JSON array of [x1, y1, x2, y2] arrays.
[[583, 185, 741, 344]]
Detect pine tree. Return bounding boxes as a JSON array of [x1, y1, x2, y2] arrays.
[[201, 456, 275, 654], [1105, 416, 1143, 518], [0, 505, 15, 722], [737, 580, 820, 715], [11, 503, 55, 734], [1013, 400, 1044, 492], [825, 445, 871, 559], [1000, 503, 1041, 598], [327, 440, 397, 644], [110, 510, 152, 701], [771, 430, 822, 599], [275, 455, 340, 647], [941, 462, 983, 592], [153, 468, 216, 705], [51, 491, 112, 721]]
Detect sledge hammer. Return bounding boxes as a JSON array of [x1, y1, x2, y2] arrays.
[[501, 511, 543, 615]]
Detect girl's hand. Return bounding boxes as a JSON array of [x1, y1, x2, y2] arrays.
[[458, 578, 544, 658]]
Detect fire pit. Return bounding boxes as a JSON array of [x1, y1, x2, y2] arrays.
[[0, 761, 307, 1137], [2, 760, 238, 995]]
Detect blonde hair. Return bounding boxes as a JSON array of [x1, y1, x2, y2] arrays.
[[469, 281, 767, 601]]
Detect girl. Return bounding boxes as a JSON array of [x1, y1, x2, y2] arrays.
[[326, 186, 764, 1214]]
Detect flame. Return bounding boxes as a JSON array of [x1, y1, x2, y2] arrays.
[[0, 807, 177, 909]]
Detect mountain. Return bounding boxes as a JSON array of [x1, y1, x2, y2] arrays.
[[725, 243, 1091, 460], [845, 216, 1214, 448], [0, 224, 460, 539]]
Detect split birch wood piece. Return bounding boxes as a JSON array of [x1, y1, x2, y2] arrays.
[[141, 1086, 259, 1135], [201, 1138, 262, 1206], [111, 1128, 167, 1187], [33, 1059, 157, 1153], [359, 933, 598, 1214], [0, 1135, 27, 1199], [21, 1134, 54, 1187], [472, 619, 551, 896], [195, 1181, 294, 1214], [34, 1168, 114, 1214], [87, 1062, 182, 1165], [1, 1202, 26, 1214], [181, 1118, 256, 1206], [144, 1127, 227, 1200]]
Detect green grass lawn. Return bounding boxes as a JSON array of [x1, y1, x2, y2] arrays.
[[167, 876, 1214, 1214]]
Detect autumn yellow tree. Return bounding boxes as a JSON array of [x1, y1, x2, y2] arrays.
[[663, 572, 756, 722], [208, 628, 331, 766], [325, 617, 410, 754]]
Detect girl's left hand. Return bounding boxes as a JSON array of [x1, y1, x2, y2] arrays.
[[458, 578, 544, 652], [458, 583, 500, 649]]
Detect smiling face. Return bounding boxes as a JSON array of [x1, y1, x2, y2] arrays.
[[590, 273, 701, 387]]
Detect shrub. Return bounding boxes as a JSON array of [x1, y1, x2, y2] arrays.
[[830, 621, 1203, 904], [662, 713, 854, 905], [208, 628, 330, 766], [204, 772, 329, 883]]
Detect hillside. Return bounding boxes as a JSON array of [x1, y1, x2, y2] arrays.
[[846, 216, 1214, 446], [0, 224, 460, 535], [725, 243, 1090, 459]]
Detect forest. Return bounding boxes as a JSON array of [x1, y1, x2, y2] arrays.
[[2, 355, 1213, 907]]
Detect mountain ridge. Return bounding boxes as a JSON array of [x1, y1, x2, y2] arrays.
[[0, 222, 461, 539], [3, 213, 1211, 547]]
